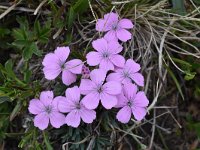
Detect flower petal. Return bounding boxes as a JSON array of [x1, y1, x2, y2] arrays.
[[106, 72, 122, 82], [40, 91, 53, 106], [62, 70, 77, 86], [50, 112, 65, 128], [43, 66, 61, 80], [104, 12, 119, 23], [65, 86, 80, 103], [54, 46, 70, 63], [90, 69, 106, 84], [65, 110, 81, 128], [42, 53, 59, 67], [132, 107, 147, 121], [92, 38, 107, 52], [104, 30, 117, 42], [56, 96, 74, 113], [42, 53, 61, 80], [28, 99, 43, 115], [99, 59, 114, 72], [79, 79, 96, 95], [34, 113, 49, 130], [86, 52, 101, 66], [125, 59, 141, 73], [100, 93, 117, 109], [65, 59, 83, 74], [107, 41, 123, 54], [116, 106, 132, 123], [52, 96, 64, 111], [130, 73, 144, 87], [118, 19, 134, 29], [111, 54, 125, 68], [115, 93, 128, 108], [96, 19, 111, 32], [134, 91, 149, 107], [116, 29, 132, 42], [103, 81, 122, 95], [123, 82, 138, 100], [122, 77, 132, 84], [81, 92, 100, 109], [80, 107, 96, 123]]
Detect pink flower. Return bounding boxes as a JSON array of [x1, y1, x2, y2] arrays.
[[81, 65, 90, 79], [42, 46, 83, 86], [79, 69, 122, 109], [107, 59, 144, 86], [28, 91, 65, 130], [86, 38, 125, 71], [96, 12, 134, 42], [57, 86, 96, 128], [116, 83, 149, 123]]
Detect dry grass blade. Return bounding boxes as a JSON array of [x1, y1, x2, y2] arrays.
[[0, 0, 22, 19]]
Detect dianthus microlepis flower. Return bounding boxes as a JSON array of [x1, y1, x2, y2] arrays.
[[57, 86, 96, 128], [28, 91, 65, 130], [80, 69, 122, 109], [116, 83, 149, 123], [42, 46, 83, 85], [81, 65, 90, 79], [107, 59, 144, 86], [96, 12, 134, 42], [86, 38, 125, 71]]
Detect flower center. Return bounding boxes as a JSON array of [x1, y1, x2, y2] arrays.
[[112, 22, 118, 30], [45, 105, 53, 114], [127, 101, 133, 107], [123, 71, 130, 78], [102, 52, 110, 59], [61, 63, 65, 70], [97, 84, 103, 93], [75, 102, 81, 109]]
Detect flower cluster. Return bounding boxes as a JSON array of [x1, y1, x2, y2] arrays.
[[28, 12, 149, 130]]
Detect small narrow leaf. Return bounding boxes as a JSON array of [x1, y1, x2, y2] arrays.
[[5, 60, 16, 79], [32, 43, 42, 56], [0, 96, 11, 104], [10, 101, 22, 121], [43, 131, 53, 150], [171, 0, 186, 15], [23, 44, 34, 61], [165, 64, 185, 100]]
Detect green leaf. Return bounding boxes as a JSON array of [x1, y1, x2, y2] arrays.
[[16, 16, 29, 30], [171, 57, 192, 67], [32, 43, 42, 56], [188, 122, 200, 138], [67, 0, 89, 29], [12, 29, 26, 40], [184, 72, 196, 81], [5, 60, 16, 79], [193, 0, 200, 5], [10, 101, 22, 121], [18, 132, 33, 148], [43, 131, 53, 150], [73, 0, 89, 14], [23, 44, 34, 61], [0, 27, 10, 37], [171, 0, 186, 15], [67, 7, 76, 29], [24, 69, 32, 83], [23, 43, 41, 60], [0, 96, 11, 104], [164, 64, 185, 100], [12, 40, 31, 48], [34, 21, 41, 36], [33, 20, 50, 43], [38, 28, 50, 43]]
